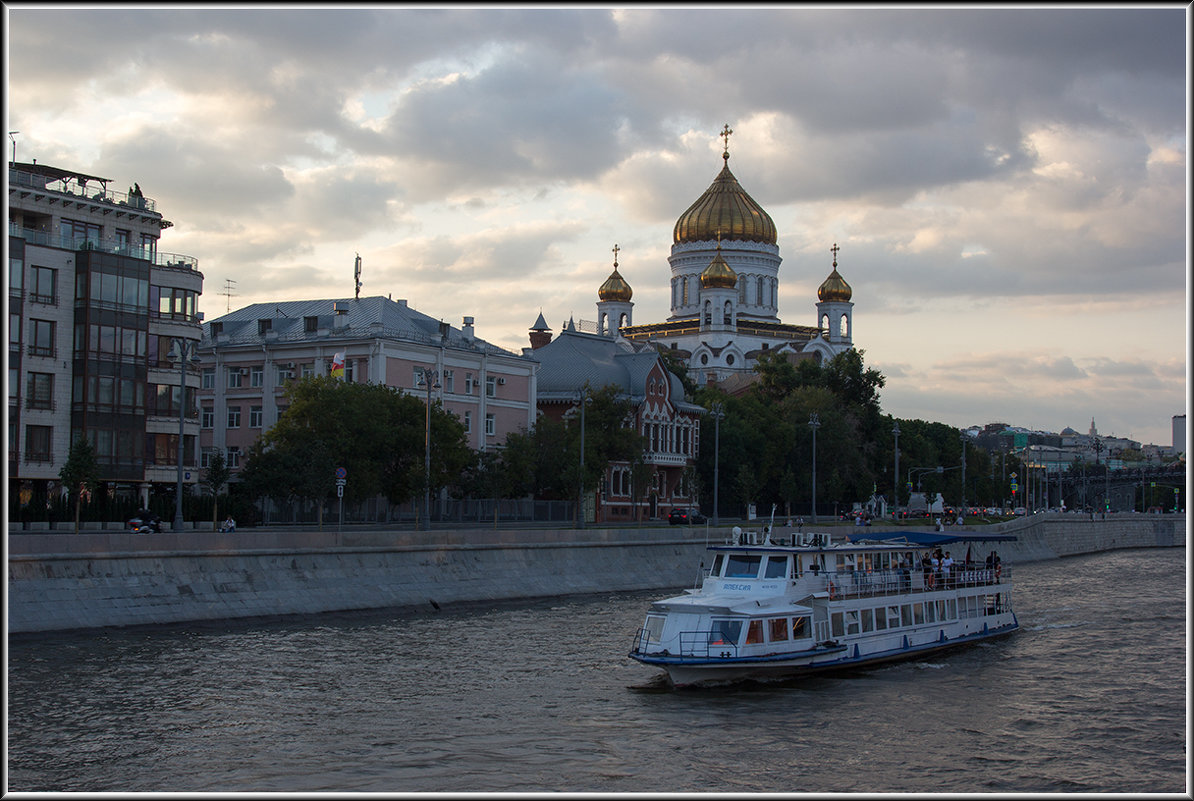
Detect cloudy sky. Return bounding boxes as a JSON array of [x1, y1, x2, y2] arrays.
[[7, 6, 1188, 447]]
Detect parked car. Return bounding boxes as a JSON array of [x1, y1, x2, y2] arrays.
[[668, 507, 707, 525]]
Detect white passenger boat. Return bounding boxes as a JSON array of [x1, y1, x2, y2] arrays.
[[629, 525, 1018, 688]]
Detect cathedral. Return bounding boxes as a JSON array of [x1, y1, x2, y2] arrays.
[[580, 125, 856, 386]]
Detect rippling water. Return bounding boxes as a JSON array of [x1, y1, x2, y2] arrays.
[[7, 548, 1186, 793]]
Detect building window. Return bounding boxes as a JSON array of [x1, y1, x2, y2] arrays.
[[277, 366, 292, 384], [201, 406, 214, 428], [250, 405, 263, 428], [463, 410, 472, 434], [30, 266, 57, 305], [485, 413, 495, 436], [26, 372, 53, 410], [202, 368, 216, 389], [211, 322, 223, 338], [227, 447, 240, 468], [304, 316, 318, 333], [250, 365, 264, 388], [227, 367, 243, 388], [227, 406, 241, 428], [300, 363, 314, 378], [442, 369, 454, 393], [465, 373, 475, 395], [29, 319, 55, 358], [257, 319, 272, 335], [486, 376, 497, 397], [25, 425, 52, 462]]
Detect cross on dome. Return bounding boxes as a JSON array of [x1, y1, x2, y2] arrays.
[[831, 242, 840, 267], [720, 123, 733, 162], [612, 243, 620, 268]]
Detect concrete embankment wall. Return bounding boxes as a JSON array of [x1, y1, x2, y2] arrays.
[[7, 514, 1185, 634]]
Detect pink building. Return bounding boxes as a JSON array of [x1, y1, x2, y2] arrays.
[[197, 296, 537, 475]]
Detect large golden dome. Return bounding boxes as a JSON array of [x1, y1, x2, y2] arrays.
[[673, 156, 777, 245], [818, 245, 852, 301], [598, 266, 633, 302], [700, 248, 738, 289]]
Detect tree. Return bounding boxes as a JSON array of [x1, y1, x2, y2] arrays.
[[59, 436, 100, 534], [203, 450, 231, 527], [237, 376, 470, 522]]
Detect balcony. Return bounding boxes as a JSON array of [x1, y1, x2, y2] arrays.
[[9, 166, 158, 213], [8, 223, 197, 270]]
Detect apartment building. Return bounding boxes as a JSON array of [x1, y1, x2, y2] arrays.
[[197, 296, 538, 476], [8, 161, 203, 509]]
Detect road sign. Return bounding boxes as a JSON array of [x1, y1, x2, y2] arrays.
[[335, 466, 347, 479]]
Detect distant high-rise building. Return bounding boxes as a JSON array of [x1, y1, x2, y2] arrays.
[[9, 160, 203, 511], [1173, 414, 1186, 455]]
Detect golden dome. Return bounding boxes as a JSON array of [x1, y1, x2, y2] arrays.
[[818, 244, 852, 301], [673, 157, 777, 245], [598, 267, 633, 302], [700, 248, 738, 290]]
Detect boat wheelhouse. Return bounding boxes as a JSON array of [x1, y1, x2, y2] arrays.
[[629, 527, 1018, 688]]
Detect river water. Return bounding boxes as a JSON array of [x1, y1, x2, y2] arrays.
[[7, 548, 1187, 794]]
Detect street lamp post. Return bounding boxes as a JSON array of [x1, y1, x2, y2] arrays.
[[710, 402, 725, 526], [960, 433, 967, 520], [808, 412, 821, 524], [577, 387, 590, 529], [420, 367, 440, 531], [892, 421, 901, 521], [168, 338, 197, 532]]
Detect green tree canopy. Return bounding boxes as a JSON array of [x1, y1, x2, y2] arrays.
[[59, 436, 100, 533], [237, 376, 470, 513]]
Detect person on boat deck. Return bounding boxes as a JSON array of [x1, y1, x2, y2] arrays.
[[942, 551, 955, 587], [921, 553, 934, 588]]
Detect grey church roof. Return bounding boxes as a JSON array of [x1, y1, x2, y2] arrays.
[[534, 327, 702, 412], [202, 295, 518, 357]]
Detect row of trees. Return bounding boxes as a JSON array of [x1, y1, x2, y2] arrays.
[[55, 346, 1156, 530]]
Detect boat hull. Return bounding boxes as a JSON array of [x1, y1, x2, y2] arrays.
[[632, 616, 1019, 688]]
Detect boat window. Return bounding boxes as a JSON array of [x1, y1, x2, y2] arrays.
[[900, 605, 912, 627], [888, 605, 901, 628], [925, 602, 936, 623], [768, 618, 789, 642], [763, 556, 788, 579], [745, 620, 764, 644], [725, 554, 762, 578], [861, 608, 873, 632], [845, 611, 860, 635], [874, 607, 887, 630], [913, 603, 925, 625], [861, 553, 873, 572], [791, 616, 809, 639], [708, 619, 742, 646], [946, 599, 957, 619], [710, 553, 725, 576], [643, 615, 665, 642], [831, 612, 844, 638]]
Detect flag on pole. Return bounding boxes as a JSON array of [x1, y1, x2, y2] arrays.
[[331, 351, 345, 379]]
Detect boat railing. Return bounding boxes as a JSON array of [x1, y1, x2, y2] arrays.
[[629, 627, 739, 659], [814, 564, 1009, 600]]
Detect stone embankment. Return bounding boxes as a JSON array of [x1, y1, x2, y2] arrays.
[[7, 513, 1185, 634]]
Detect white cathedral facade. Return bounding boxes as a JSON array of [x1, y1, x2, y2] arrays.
[[563, 127, 857, 386]]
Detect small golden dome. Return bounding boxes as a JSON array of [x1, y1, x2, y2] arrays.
[[818, 244, 852, 301], [700, 248, 738, 290], [598, 267, 633, 302], [673, 160, 777, 245]]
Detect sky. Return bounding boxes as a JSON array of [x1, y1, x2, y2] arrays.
[[6, 5, 1189, 449]]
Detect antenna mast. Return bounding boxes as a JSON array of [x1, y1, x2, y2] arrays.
[[221, 278, 238, 312], [354, 253, 362, 300]]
